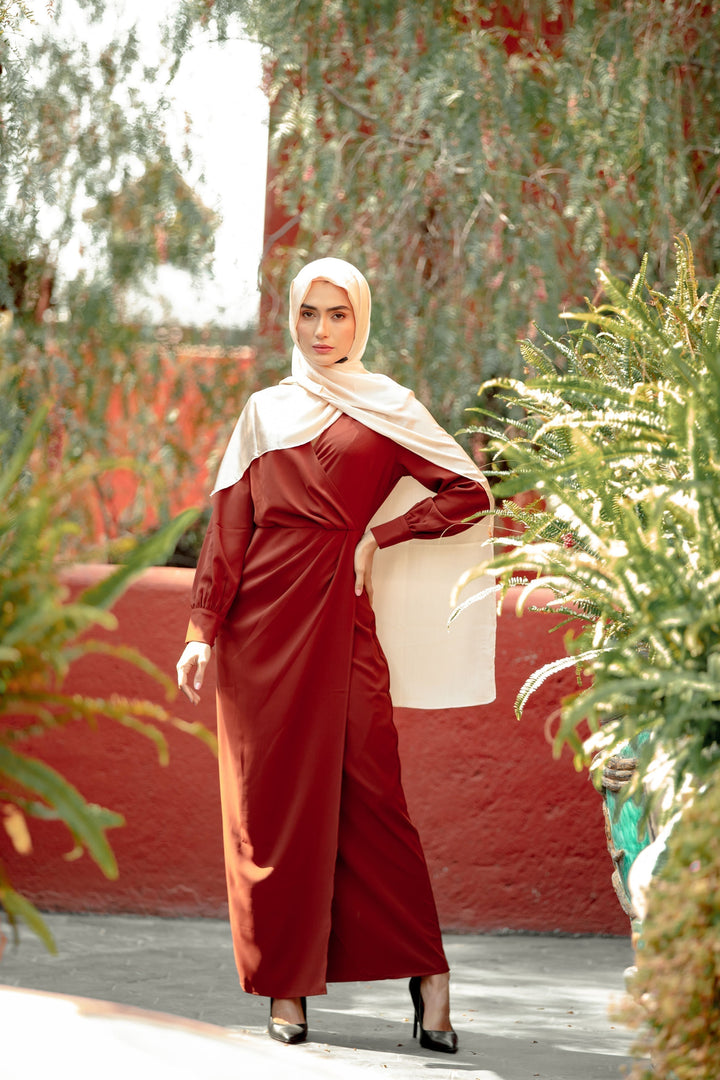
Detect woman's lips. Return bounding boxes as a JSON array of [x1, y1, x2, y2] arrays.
[[313, 344, 333, 352]]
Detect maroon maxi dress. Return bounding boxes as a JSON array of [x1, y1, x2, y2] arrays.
[[187, 413, 490, 998]]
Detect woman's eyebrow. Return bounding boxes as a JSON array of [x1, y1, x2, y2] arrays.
[[300, 303, 352, 312]]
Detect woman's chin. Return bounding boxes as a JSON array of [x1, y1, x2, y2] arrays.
[[308, 352, 341, 368]]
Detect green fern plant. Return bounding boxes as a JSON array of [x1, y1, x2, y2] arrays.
[[0, 400, 211, 953], [462, 236, 720, 822], [459, 235, 720, 1078]]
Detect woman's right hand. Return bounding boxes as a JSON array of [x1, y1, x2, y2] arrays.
[[176, 641, 212, 705]]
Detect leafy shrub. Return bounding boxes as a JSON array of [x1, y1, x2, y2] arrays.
[[464, 236, 720, 821], [0, 399, 211, 952], [620, 777, 720, 1079], [461, 235, 720, 1075]]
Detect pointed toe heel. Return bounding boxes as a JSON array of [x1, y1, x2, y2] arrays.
[[268, 996, 308, 1045], [408, 976, 458, 1055]]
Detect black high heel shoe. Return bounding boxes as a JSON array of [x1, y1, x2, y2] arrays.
[[408, 976, 458, 1054], [268, 996, 308, 1045]]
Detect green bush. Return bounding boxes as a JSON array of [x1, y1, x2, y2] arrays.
[[0, 396, 211, 952], [620, 778, 720, 1079], [461, 235, 720, 1074], [464, 236, 720, 820]]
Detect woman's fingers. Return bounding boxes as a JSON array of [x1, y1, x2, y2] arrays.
[[176, 643, 212, 705], [354, 560, 365, 597], [355, 563, 374, 604], [192, 648, 210, 690], [353, 531, 378, 602], [180, 682, 200, 706]]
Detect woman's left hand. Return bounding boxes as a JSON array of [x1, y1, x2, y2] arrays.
[[354, 530, 379, 603]]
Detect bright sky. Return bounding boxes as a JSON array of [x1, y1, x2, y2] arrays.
[[31, 0, 269, 327]]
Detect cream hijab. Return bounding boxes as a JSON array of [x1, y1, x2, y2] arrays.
[[213, 257, 496, 708]]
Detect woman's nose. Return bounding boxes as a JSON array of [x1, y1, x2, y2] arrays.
[[316, 317, 329, 338]]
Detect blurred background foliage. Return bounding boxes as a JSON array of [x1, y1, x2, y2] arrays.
[[169, 0, 720, 434], [4, 0, 719, 535], [0, 0, 254, 554]]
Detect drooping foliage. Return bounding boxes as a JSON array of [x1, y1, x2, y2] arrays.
[[1, 5, 216, 314], [0, 2, 234, 546], [0, 384, 212, 951], [169, 0, 720, 430]]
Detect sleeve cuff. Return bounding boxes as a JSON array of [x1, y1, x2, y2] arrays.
[[186, 609, 221, 648], [371, 515, 414, 549]]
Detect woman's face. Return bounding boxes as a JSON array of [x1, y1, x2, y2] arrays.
[[296, 280, 356, 367]]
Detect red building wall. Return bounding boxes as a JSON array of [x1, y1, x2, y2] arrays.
[[3, 566, 628, 935]]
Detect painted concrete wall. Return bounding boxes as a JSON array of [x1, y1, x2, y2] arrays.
[[4, 565, 629, 935]]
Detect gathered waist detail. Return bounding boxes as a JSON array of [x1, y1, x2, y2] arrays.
[[255, 524, 364, 532]]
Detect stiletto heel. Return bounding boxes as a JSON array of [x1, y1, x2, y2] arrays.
[[268, 996, 308, 1044], [408, 976, 458, 1054]]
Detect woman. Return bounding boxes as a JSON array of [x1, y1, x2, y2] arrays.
[[176, 258, 495, 1053]]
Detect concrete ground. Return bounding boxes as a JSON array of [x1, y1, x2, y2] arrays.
[[1, 913, 639, 1079]]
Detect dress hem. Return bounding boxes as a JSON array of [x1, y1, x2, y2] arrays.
[[240, 965, 451, 999]]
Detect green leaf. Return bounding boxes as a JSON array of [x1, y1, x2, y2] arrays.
[[0, 404, 49, 505], [514, 649, 602, 721], [0, 747, 122, 878], [0, 881, 57, 954], [79, 508, 201, 610]]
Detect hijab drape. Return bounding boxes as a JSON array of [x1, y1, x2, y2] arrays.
[[212, 258, 496, 708]]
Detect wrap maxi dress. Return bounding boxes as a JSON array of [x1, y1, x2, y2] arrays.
[[187, 412, 490, 998]]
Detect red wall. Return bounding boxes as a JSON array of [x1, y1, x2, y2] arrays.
[[3, 566, 628, 935]]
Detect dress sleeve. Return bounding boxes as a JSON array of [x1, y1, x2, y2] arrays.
[[185, 475, 255, 646], [370, 445, 490, 549]]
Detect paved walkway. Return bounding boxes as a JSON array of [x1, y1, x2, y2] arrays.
[[1, 913, 637, 1079]]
